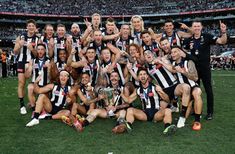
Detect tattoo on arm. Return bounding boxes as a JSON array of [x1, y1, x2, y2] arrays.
[[184, 60, 198, 81]]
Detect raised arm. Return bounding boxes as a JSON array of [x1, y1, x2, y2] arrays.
[[216, 21, 227, 45]]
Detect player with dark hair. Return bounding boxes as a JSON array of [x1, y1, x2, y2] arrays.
[[144, 50, 191, 128], [13, 19, 39, 114], [115, 68, 176, 135], [25, 44, 51, 111], [71, 71, 132, 132], [171, 46, 203, 130]]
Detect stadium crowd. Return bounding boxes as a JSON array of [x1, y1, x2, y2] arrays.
[[4, 13, 229, 136], [0, 0, 234, 15]]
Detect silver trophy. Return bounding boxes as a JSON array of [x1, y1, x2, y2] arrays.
[[103, 87, 114, 106]]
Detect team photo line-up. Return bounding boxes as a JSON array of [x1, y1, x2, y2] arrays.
[[13, 13, 227, 135]]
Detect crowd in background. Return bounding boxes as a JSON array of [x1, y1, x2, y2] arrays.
[[0, 0, 234, 15]]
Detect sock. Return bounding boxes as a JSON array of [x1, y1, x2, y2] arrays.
[[164, 123, 171, 129], [19, 98, 24, 107], [166, 104, 171, 108], [83, 120, 90, 127], [173, 102, 178, 107], [31, 106, 35, 111], [34, 112, 40, 119], [45, 115, 52, 120], [117, 117, 125, 125], [195, 114, 201, 122], [180, 105, 187, 117], [127, 122, 133, 129]]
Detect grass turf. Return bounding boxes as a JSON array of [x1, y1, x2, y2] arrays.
[[0, 70, 234, 154]]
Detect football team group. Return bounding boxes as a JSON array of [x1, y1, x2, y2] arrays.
[[13, 13, 227, 135]]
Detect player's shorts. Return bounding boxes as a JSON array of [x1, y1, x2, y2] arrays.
[[49, 105, 63, 115], [144, 108, 159, 121], [17, 62, 28, 73], [163, 83, 177, 101]]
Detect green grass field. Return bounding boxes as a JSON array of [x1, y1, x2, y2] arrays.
[[0, 70, 234, 154]]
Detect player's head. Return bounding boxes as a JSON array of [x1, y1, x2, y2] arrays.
[[93, 30, 102, 44], [101, 47, 111, 62], [71, 23, 80, 35], [59, 70, 70, 86], [81, 72, 91, 85], [36, 43, 46, 58], [171, 45, 183, 61], [164, 19, 174, 33], [44, 24, 54, 38], [137, 68, 149, 84], [57, 24, 66, 37], [58, 49, 67, 62], [192, 20, 203, 35], [110, 71, 120, 85], [141, 30, 152, 44], [160, 37, 171, 54], [130, 15, 144, 33], [144, 50, 154, 63], [120, 24, 131, 36], [106, 17, 116, 33], [92, 13, 101, 28], [26, 19, 37, 34], [86, 47, 96, 62], [128, 43, 141, 58]]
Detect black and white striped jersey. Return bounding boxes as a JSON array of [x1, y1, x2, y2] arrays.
[[32, 57, 50, 86], [147, 63, 177, 89], [137, 83, 160, 110], [50, 84, 71, 108], [17, 33, 39, 63], [172, 59, 198, 88]]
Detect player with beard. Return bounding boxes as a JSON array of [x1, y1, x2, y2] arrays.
[[13, 19, 39, 115], [72, 71, 132, 132], [25, 44, 51, 111], [115, 68, 176, 135]]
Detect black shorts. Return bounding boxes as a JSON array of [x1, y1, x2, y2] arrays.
[[144, 108, 159, 121], [17, 62, 27, 73], [49, 105, 63, 115], [163, 84, 177, 101]]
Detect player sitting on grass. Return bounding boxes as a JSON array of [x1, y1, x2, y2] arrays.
[[26, 70, 72, 127], [72, 71, 132, 132]]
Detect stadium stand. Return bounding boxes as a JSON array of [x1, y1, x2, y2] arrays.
[[0, 0, 234, 15]]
